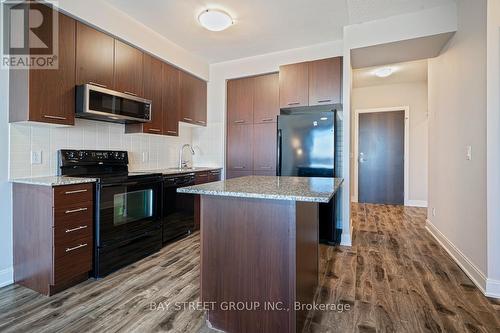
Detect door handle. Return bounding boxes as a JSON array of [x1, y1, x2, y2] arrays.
[[277, 129, 282, 175]]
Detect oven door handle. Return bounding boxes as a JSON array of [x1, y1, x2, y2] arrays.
[[101, 181, 140, 188]]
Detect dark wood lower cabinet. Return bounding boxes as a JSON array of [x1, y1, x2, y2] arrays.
[[13, 183, 94, 296], [226, 170, 254, 179]]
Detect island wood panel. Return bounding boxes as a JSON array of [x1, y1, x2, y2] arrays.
[[75, 22, 115, 88], [308, 57, 342, 106], [253, 73, 279, 124], [200, 196, 319, 333], [113, 39, 144, 97]]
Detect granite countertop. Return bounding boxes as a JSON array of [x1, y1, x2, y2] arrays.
[[178, 176, 344, 203], [11, 176, 97, 187], [136, 167, 222, 176]]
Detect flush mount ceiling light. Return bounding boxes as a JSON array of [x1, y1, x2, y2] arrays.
[[198, 9, 233, 31], [373, 67, 394, 78]]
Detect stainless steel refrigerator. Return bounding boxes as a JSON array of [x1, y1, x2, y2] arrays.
[[277, 111, 338, 244]]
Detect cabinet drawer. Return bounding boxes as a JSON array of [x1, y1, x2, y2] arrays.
[[53, 238, 92, 284], [54, 219, 93, 247], [208, 170, 221, 182], [195, 173, 209, 185], [54, 184, 93, 207], [54, 201, 93, 227], [54, 234, 92, 260]]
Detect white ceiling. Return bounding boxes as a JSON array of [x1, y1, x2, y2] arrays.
[[352, 59, 428, 88], [103, 0, 455, 63]]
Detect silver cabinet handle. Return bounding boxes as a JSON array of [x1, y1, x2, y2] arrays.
[[183, 117, 193, 121], [196, 120, 206, 124], [259, 166, 273, 170], [317, 99, 332, 104], [88, 81, 107, 88], [43, 115, 67, 120], [124, 91, 138, 97], [262, 118, 274, 122], [210, 170, 221, 174], [234, 120, 246, 124], [65, 225, 88, 233], [166, 130, 177, 134], [65, 207, 88, 214], [65, 189, 88, 195], [288, 102, 300, 106], [233, 166, 245, 169], [148, 128, 161, 132], [65, 243, 88, 253]]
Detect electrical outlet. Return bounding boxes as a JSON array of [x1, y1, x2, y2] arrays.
[[31, 150, 42, 165], [432, 208, 436, 217], [466, 145, 472, 161], [142, 151, 149, 163]]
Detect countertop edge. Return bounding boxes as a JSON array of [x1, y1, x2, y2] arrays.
[[10, 177, 98, 187]]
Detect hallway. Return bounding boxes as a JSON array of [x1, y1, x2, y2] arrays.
[[306, 204, 500, 332]]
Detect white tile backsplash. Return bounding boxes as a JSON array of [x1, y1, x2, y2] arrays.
[[9, 119, 193, 179]]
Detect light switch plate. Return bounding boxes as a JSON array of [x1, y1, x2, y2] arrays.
[[31, 150, 42, 165], [142, 151, 149, 163]]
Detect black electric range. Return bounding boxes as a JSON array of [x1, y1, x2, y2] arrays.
[[59, 150, 163, 277]]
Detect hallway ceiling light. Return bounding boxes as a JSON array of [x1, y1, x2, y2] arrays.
[[373, 67, 394, 78], [198, 9, 233, 31]]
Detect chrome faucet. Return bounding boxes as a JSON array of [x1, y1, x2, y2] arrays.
[[179, 144, 195, 169]]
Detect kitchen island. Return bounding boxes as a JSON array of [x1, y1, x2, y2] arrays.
[[178, 176, 343, 333]]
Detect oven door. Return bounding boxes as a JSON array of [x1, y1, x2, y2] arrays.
[[98, 178, 161, 247]]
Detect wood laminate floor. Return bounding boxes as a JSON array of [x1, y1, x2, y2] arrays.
[[0, 203, 498, 332]]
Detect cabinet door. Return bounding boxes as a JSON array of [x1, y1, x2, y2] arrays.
[[227, 77, 254, 125], [28, 11, 76, 125], [180, 72, 207, 126], [163, 64, 181, 136], [75, 22, 114, 88], [308, 57, 342, 106], [227, 124, 253, 171], [208, 170, 222, 182], [254, 73, 279, 124], [114, 40, 144, 97], [142, 54, 163, 135], [253, 123, 277, 172], [195, 172, 210, 185], [279, 62, 309, 108]]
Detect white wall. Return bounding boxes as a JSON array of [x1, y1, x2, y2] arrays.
[[351, 81, 429, 206], [0, 69, 13, 287], [55, 0, 209, 80], [9, 121, 193, 179], [486, 0, 500, 295], [427, 0, 488, 290]]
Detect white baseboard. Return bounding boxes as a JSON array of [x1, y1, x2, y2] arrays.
[[486, 279, 500, 299], [406, 200, 428, 208], [340, 220, 353, 247], [425, 219, 487, 293], [0, 267, 13, 288]]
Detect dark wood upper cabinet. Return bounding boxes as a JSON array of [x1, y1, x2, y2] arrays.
[[180, 72, 207, 126], [75, 22, 114, 88], [9, 9, 76, 125], [227, 124, 253, 171], [308, 57, 342, 106], [253, 73, 279, 124], [253, 123, 277, 171], [163, 63, 181, 136], [127, 54, 163, 135], [279, 62, 309, 108], [227, 77, 254, 125], [113, 40, 144, 97]]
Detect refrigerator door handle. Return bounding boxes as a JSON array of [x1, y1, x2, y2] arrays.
[[277, 129, 282, 176]]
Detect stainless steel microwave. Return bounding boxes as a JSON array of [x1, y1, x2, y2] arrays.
[[76, 84, 152, 124]]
